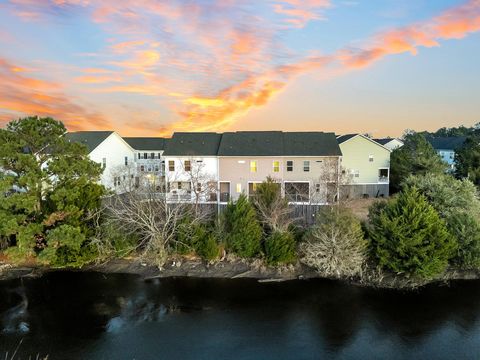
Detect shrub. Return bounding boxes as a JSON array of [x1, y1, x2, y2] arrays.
[[223, 194, 262, 258], [197, 233, 221, 261], [403, 174, 480, 269], [448, 213, 480, 269], [368, 187, 456, 279], [264, 231, 296, 265], [300, 206, 367, 278]]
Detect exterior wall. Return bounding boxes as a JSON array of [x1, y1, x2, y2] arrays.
[[218, 156, 340, 203], [339, 135, 390, 198], [89, 133, 135, 190], [436, 149, 455, 171], [163, 156, 219, 202]]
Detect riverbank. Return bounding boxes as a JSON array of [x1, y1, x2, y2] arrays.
[[1, 256, 480, 289]]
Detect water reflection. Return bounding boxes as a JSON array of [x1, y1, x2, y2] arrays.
[[1, 273, 480, 359]]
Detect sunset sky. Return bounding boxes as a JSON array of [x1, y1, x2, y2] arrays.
[[0, 0, 479, 137]]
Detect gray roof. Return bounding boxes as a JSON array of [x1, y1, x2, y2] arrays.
[[336, 134, 357, 144], [218, 131, 341, 156], [163, 132, 222, 156], [374, 138, 397, 146], [66, 131, 113, 152], [427, 136, 467, 150], [123, 137, 168, 151]]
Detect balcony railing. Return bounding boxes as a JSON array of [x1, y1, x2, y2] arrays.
[[378, 176, 389, 183]]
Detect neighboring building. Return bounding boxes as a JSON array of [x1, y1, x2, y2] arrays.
[[337, 134, 391, 198], [373, 138, 404, 150], [426, 136, 466, 172], [123, 137, 168, 190], [66, 131, 135, 190], [162, 132, 222, 203], [217, 131, 342, 204]]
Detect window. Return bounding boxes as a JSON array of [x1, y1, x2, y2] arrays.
[[379, 168, 389, 178], [147, 166, 152, 172], [273, 160, 280, 172], [154, 165, 159, 172], [157, 153, 161, 159], [315, 183, 321, 193], [303, 160, 310, 172], [177, 182, 182, 190], [102, 158, 106, 169], [144, 152, 148, 159], [140, 165, 145, 172], [354, 170, 360, 178], [236, 183, 242, 193], [150, 152, 155, 159], [184, 160, 191, 172], [124, 156, 128, 166], [369, 155, 374, 162], [250, 160, 257, 173], [196, 183, 202, 192], [168, 160, 175, 171], [287, 160, 293, 172]]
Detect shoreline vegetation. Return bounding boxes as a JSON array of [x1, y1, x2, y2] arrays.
[[2, 117, 480, 290]]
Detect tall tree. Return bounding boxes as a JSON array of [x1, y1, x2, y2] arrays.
[[0, 116, 105, 263], [390, 132, 446, 193], [455, 136, 480, 186]]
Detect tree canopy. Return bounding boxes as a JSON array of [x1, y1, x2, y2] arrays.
[[0, 116, 105, 264], [390, 132, 446, 193]]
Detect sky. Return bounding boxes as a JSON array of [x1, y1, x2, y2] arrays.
[[0, 0, 479, 137]]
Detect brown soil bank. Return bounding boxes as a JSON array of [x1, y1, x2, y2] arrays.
[[2, 257, 480, 289]]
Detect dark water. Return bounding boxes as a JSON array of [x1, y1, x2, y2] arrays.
[[1, 272, 480, 359]]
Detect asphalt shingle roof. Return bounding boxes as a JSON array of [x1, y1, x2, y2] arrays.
[[336, 134, 357, 144], [218, 131, 341, 156], [427, 136, 467, 150], [66, 131, 113, 152], [123, 137, 168, 150], [163, 132, 222, 156], [374, 138, 396, 146]]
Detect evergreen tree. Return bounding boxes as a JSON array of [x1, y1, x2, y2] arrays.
[[222, 194, 262, 258], [455, 136, 480, 186], [390, 132, 446, 193], [368, 187, 456, 279], [0, 116, 105, 263]]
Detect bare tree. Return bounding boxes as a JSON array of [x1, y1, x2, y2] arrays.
[[103, 169, 212, 268], [252, 177, 295, 233]]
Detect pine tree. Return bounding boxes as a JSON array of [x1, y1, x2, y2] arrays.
[[369, 187, 456, 279], [223, 194, 262, 258]]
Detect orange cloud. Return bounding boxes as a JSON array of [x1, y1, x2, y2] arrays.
[[0, 57, 110, 130], [273, 0, 331, 28]]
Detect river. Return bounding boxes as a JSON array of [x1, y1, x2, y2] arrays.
[[1, 272, 480, 359]]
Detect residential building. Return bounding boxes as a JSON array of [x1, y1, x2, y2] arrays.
[[162, 132, 222, 202], [66, 131, 135, 190], [337, 134, 391, 198], [217, 131, 342, 204], [123, 137, 168, 190], [373, 137, 404, 150], [426, 136, 466, 172]]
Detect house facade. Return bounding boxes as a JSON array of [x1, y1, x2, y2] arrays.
[[66, 131, 135, 190], [217, 132, 342, 204], [162, 132, 221, 202], [123, 137, 168, 190], [337, 134, 391, 198], [427, 136, 466, 172]]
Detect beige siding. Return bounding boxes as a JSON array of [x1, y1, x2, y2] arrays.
[[339, 136, 390, 184], [218, 156, 340, 201]]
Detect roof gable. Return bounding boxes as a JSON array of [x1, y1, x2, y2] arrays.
[[123, 137, 167, 151], [66, 131, 113, 152], [337, 133, 391, 152], [163, 132, 222, 156]]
